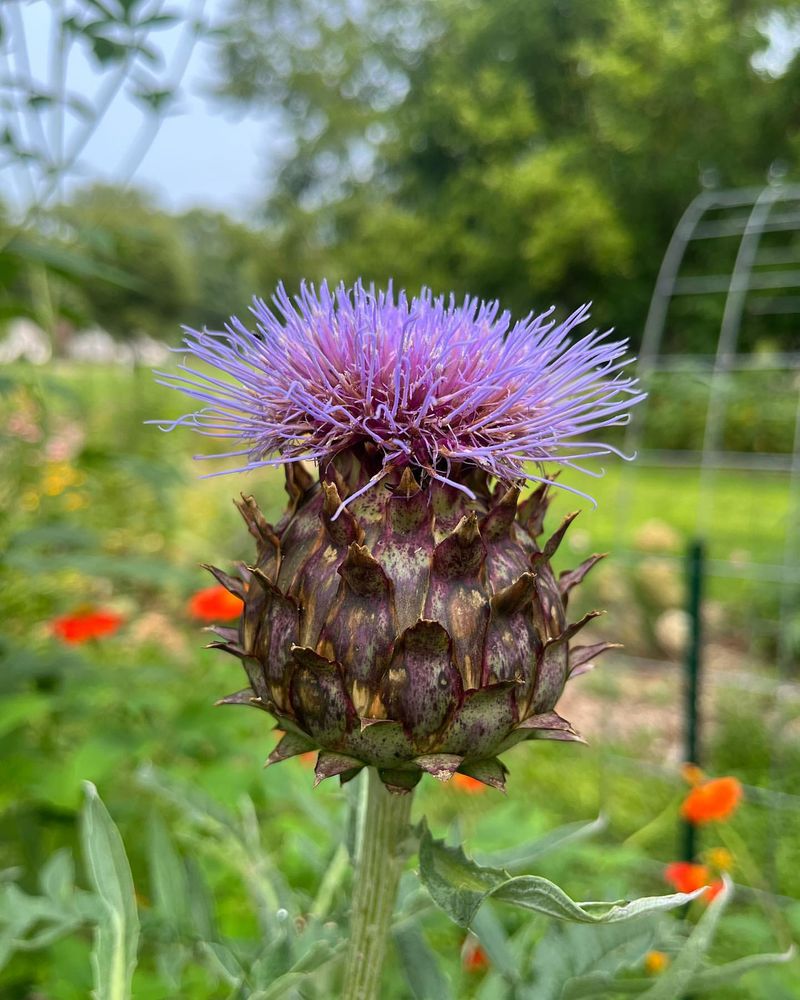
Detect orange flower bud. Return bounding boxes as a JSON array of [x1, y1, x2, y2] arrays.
[[664, 861, 711, 894], [664, 862, 724, 904], [705, 846, 734, 872]]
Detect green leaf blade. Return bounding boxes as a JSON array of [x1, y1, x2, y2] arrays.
[[640, 875, 732, 1000], [394, 923, 453, 1000], [80, 782, 139, 1000], [418, 823, 701, 929]]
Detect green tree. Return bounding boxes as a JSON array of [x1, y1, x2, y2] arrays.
[[57, 186, 196, 340], [174, 208, 279, 330]]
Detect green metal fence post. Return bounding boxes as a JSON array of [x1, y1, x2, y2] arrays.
[[682, 539, 705, 862]]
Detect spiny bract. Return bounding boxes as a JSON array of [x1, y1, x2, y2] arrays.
[[208, 448, 617, 793]]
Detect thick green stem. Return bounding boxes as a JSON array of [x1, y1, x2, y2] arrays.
[[342, 768, 414, 1000]]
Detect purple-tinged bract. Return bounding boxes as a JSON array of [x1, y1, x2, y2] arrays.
[[156, 281, 642, 506]]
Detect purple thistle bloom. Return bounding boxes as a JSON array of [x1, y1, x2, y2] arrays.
[[154, 280, 643, 511]]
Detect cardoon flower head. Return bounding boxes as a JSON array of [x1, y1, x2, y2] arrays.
[[156, 281, 642, 793], [156, 280, 642, 510]]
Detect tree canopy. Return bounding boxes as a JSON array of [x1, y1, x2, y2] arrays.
[[214, 0, 800, 347]]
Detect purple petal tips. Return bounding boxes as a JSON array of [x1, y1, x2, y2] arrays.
[[154, 280, 644, 505]]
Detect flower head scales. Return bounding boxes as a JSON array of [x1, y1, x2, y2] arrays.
[[155, 280, 643, 508]]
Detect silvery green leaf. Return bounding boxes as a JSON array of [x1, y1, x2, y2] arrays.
[[197, 941, 244, 986], [689, 945, 796, 992], [0, 885, 40, 969], [39, 848, 75, 903], [185, 856, 217, 942], [136, 764, 233, 833], [418, 822, 701, 930], [248, 940, 339, 1000], [562, 972, 652, 997], [640, 876, 732, 999], [147, 815, 192, 988], [147, 813, 190, 932], [532, 915, 666, 1000], [394, 923, 452, 1000], [0, 878, 96, 954], [80, 782, 139, 1000], [562, 946, 796, 999], [471, 904, 519, 981], [137, 766, 291, 939]]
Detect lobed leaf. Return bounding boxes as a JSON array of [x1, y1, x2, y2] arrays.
[[637, 879, 730, 1000], [418, 822, 701, 929], [249, 940, 339, 1000], [561, 973, 653, 998], [471, 903, 520, 982]]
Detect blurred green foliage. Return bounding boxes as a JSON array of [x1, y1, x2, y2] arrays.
[[53, 187, 283, 340], [1, 187, 280, 343], [56, 188, 196, 340]]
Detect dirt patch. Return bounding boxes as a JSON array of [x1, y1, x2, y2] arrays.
[[558, 645, 800, 766]]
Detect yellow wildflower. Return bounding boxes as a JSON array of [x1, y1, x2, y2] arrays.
[[644, 951, 670, 975]]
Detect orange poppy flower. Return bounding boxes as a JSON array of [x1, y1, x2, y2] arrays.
[[664, 861, 711, 894], [681, 776, 743, 825], [452, 773, 486, 794], [52, 608, 123, 644], [461, 934, 490, 973], [664, 861, 722, 903], [188, 585, 244, 622]]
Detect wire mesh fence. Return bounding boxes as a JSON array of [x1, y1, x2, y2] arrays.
[[559, 180, 800, 903]]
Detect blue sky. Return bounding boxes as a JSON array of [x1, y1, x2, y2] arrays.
[[5, 0, 277, 219]]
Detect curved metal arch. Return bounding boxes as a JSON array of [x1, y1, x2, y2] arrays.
[[697, 184, 792, 534], [638, 186, 767, 370], [716, 184, 787, 364]]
